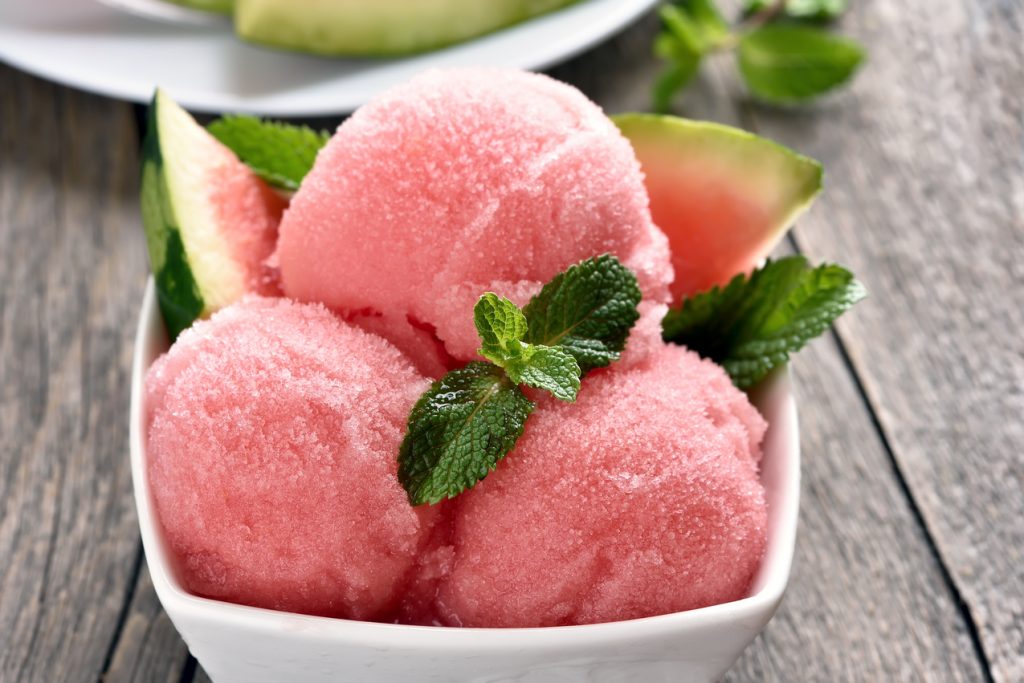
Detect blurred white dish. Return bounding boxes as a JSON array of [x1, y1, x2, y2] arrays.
[[129, 279, 801, 683], [0, 0, 658, 116], [95, 0, 228, 27]]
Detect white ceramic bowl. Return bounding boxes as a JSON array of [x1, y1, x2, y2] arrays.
[[130, 279, 800, 683]]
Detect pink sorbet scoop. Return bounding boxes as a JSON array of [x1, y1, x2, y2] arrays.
[[276, 67, 673, 361], [145, 296, 435, 620], [433, 343, 769, 627]]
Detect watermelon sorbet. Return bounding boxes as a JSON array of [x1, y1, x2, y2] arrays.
[[276, 67, 673, 361], [144, 66, 773, 628], [433, 344, 768, 627], [146, 297, 436, 620]]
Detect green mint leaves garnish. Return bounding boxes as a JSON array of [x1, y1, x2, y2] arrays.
[[653, 1, 729, 113], [474, 293, 581, 402], [207, 115, 329, 191], [652, 0, 864, 112], [737, 24, 865, 104], [662, 255, 866, 388], [522, 254, 643, 373], [504, 346, 581, 403], [743, 0, 846, 23], [474, 293, 529, 364], [398, 255, 641, 505], [398, 363, 533, 506]]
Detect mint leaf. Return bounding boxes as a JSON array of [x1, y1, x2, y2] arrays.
[[652, 1, 730, 112], [399, 256, 642, 505], [398, 362, 533, 505], [652, 43, 702, 113], [663, 256, 866, 388], [506, 345, 581, 402], [474, 294, 581, 402], [474, 293, 528, 365], [523, 255, 642, 374], [743, 0, 847, 23], [738, 25, 864, 103], [664, 1, 729, 51], [207, 115, 329, 191]]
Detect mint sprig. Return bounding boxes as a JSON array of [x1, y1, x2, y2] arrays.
[[207, 115, 329, 191], [398, 363, 533, 506], [652, 0, 864, 112], [738, 24, 865, 104], [474, 293, 529, 364], [474, 293, 581, 402], [505, 346, 581, 403], [523, 254, 642, 373], [662, 256, 866, 388], [398, 255, 641, 505], [743, 0, 847, 23]]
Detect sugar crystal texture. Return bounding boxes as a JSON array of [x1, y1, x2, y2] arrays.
[[277, 67, 673, 360], [146, 297, 435, 620], [434, 343, 768, 627], [206, 138, 287, 297], [347, 310, 451, 379]]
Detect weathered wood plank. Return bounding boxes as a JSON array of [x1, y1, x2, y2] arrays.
[[737, 1, 1024, 679], [0, 66, 148, 680], [22, 5, 1010, 681], [103, 562, 191, 683], [193, 664, 213, 683], [725, 267, 988, 682], [553, 13, 992, 681]]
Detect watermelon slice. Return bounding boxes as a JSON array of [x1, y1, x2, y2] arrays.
[[166, 0, 233, 14], [235, 0, 580, 57], [140, 89, 286, 339], [613, 114, 822, 301]]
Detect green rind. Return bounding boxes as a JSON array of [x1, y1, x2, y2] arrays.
[[612, 113, 823, 208], [234, 0, 580, 57], [140, 95, 205, 340], [164, 0, 233, 15]]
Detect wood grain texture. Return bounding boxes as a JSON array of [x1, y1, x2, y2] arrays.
[[0, 66, 148, 681], [2, 1, 1018, 679], [103, 563, 191, 683], [733, 1, 1024, 679]]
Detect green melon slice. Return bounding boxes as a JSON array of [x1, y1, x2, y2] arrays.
[[165, 0, 233, 15], [613, 113, 823, 301], [234, 0, 579, 57], [140, 89, 286, 339]]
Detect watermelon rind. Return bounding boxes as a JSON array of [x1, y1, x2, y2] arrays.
[[234, 0, 580, 57], [140, 89, 251, 339], [613, 113, 823, 299], [164, 0, 233, 15]]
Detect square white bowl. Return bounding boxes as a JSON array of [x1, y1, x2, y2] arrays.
[[130, 279, 800, 683]]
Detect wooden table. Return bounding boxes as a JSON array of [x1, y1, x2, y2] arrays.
[[1, 3, 1021, 681]]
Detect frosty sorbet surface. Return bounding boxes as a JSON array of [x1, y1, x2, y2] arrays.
[[277, 68, 673, 361], [144, 66, 777, 628], [146, 297, 435, 620], [434, 345, 768, 627]]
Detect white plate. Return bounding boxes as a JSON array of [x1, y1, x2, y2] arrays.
[[0, 0, 658, 116], [130, 279, 801, 683]]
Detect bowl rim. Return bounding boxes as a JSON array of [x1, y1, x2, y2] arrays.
[[130, 279, 800, 649]]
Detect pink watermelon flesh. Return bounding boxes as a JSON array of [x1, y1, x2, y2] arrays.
[[614, 114, 822, 301], [649, 169, 780, 299], [209, 161, 287, 296], [145, 296, 437, 620]]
